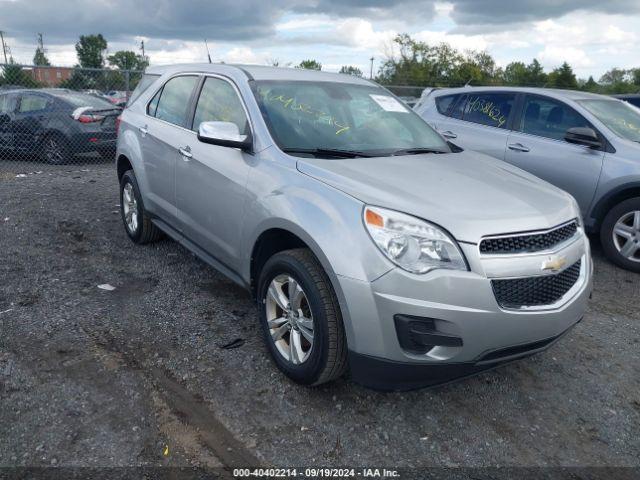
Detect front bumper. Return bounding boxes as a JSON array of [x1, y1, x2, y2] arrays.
[[338, 233, 593, 390]]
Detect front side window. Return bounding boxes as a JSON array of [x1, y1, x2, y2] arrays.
[[461, 93, 514, 129], [151, 75, 198, 127], [578, 99, 640, 143], [18, 94, 50, 113], [253, 81, 448, 156], [520, 96, 591, 142], [192, 77, 248, 134]]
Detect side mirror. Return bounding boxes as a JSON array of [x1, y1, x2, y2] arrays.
[[197, 121, 252, 152], [564, 127, 602, 149]]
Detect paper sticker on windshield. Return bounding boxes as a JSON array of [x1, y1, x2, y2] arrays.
[[369, 94, 408, 113]]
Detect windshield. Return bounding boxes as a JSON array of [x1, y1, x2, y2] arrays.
[[253, 81, 449, 157], [578, 99, 640, 142]]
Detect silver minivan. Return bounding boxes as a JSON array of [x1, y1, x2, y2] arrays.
[[116, 65, 592, 390], [416, 87, 640, 272]]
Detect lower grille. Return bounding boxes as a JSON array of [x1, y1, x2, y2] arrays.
[[491, 260, 582, 309]]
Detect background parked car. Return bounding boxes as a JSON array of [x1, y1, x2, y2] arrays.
[[0, 88, 121, 164], [415, 86, 640, 272], [613, 94, 640, 108]]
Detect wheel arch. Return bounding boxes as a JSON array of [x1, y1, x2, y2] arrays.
[[591, 182, 640, 232], [117, 153, 134, 182]]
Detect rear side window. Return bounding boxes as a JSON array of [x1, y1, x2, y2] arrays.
[[191, 77, 249, 134], [435, 94, 458, 115], [519, 96, 590, 141], [462, 93, 515, 129], [128, 73, 160, 105], [18, 94, 50, 113], [149, 75, 198, 127]]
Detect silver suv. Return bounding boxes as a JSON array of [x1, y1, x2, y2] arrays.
[[116, 65, 592, 390], [415, 86, 640, 272]]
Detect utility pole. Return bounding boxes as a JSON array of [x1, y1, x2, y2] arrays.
[[0, 31, 8, 64], [204, 39, 212, 63], [37, 33, 45, 52], [369, 56, 374, 80], [140, 40, 146, 58]]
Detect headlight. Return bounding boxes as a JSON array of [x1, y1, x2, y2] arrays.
[[363, 206, 468, 274]]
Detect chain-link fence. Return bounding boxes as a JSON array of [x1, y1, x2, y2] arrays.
[[0, 63, 145, 172]]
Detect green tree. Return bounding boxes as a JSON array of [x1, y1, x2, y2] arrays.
[[581, 76, 600, 92], [0, 60, 39, 87], [339, 65, 363, 77], [632, 68, 640, 86], [503, 61, 528, 85], [75, 34, 108, 69], [33, 47, 51, 66], [548, 62, 578, 89], [525, 59, 547, 86], [297, 59, 322, 70], [107, 50, 149, 71]]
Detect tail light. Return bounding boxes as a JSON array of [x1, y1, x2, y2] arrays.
[[77, 113, 105, 123]]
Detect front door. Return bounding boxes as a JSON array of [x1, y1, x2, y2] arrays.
[[504, 94, 604, 214], [141, 74, 200, 224], [12, 93, 52, 154], [175, 76, 252, 272]]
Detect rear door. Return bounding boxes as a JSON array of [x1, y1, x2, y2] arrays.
[[175, 75, 252, 271], [504, 94, 604, 214], [437, 91, 516, 160], [12, 92, 53, 153], [141, 74, 200, 225]]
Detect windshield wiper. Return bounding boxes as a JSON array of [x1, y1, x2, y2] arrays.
[[390, 147, 448, 156], [282, 147, 373, 158]]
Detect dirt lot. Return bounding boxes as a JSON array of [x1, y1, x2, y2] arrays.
[[0, 163, 639, 475]]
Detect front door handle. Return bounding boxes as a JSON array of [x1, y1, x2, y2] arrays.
[[508, 142, 530, 152], [138, 125, 148, 136], [440, 130, 457, 139], [178, 146, 192, 159]]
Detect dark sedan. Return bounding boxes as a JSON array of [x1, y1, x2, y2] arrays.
[[0, 88, 121, 164]]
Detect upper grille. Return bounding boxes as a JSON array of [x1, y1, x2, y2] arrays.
[[480, 221, 578, 255], [491, 260, 582, 309]]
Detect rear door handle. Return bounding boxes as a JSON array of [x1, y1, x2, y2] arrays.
[[138, 125, 148, 136], [440, 130, 457, 139], [178, 146, 192, 159], [508, 142, 530, 152]]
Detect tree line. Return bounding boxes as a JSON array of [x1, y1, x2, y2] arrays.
[[2, 32, 639, 95]]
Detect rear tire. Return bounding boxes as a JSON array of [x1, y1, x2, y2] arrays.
[[257, 248, 347, 386], [120, 170, 163, 244], [41, 134, 71, 165], [600, 197, 640, 273]]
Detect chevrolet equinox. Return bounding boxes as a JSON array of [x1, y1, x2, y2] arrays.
[[115, 64, 593, 390]]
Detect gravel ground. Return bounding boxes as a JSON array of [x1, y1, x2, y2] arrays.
[[0, 163, 639, 474]]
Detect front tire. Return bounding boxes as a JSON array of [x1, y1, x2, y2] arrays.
[[120, 170, 163, 244], [257, 248, 347, 386], [600, 197, 640, 273]]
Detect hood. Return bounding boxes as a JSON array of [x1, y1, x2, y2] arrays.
[[296, 150, 577, 243]]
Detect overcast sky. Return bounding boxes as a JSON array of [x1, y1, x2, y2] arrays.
[[1, 0, 638, 79]]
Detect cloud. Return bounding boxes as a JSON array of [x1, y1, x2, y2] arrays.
[[538, 46, 593, 68]]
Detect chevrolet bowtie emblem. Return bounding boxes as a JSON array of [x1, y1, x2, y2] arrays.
[[542, 256, 567, 272]]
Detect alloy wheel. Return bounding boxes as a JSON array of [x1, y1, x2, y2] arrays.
[[122, 182, 139, 234], [265, 274, 315, 365], [612, 210, 640, 263]]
